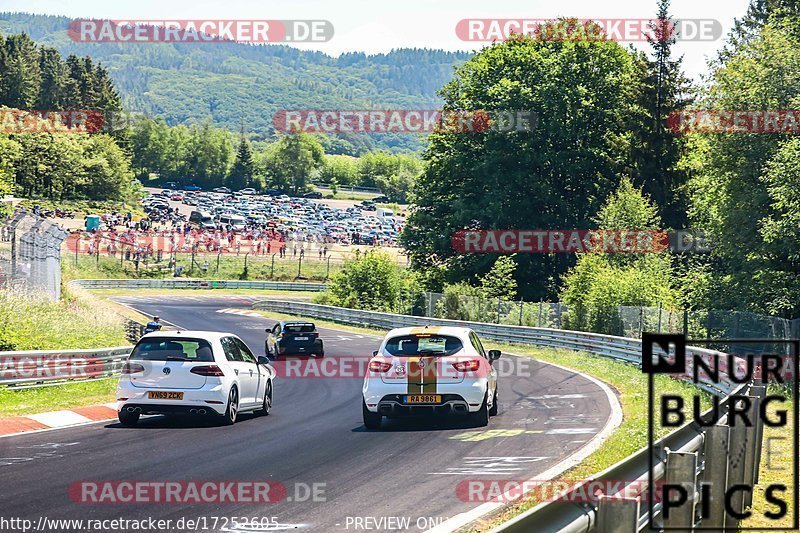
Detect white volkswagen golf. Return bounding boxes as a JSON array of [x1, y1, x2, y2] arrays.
[[116, 331, 275, 426], [361, 326, 500, 429]]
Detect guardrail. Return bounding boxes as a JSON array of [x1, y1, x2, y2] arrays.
[[251, 300, 775, 531], [0, 346, 132, 389], [68, 279, 327, 291]]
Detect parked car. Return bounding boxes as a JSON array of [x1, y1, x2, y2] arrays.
[[183, 184, 202, 192], [373, 195, 390, 203], [303, 191, 323, 199]]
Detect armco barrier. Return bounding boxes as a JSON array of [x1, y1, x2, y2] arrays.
[[68, 279, 327, 291], [0, 346, 132, 389], [251, 300, 775, 532]]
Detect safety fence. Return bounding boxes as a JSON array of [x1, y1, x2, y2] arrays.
[[1, 208, 68, 300], [421, 292, 800, 346]]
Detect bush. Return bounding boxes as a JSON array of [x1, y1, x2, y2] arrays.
[[315, 251, 419, 312]]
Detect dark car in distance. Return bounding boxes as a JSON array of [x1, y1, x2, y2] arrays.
[[266, 321, 324, 358]]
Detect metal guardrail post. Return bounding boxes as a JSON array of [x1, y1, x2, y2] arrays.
[[663, 449, 698, 530], [596, 495, 640, 533], [726, 396, 750, 526], [742, 395, 761, 510], [749, 385, 766, 485], [701, 424, 730, 530]]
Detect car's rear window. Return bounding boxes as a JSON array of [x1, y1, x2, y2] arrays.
[[130, 338, 215, 362], [384, 334, 463, 356], [285, 324, 315, 333]]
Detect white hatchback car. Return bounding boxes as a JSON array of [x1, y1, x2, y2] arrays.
[[117, 331, 274, 426], [361, 326, 500, 429]]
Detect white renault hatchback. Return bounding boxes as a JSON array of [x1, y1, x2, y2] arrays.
[[116, 331, 274, 426], [361, 326, 500, 429]]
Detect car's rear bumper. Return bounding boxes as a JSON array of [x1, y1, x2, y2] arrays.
[[118, 403, 224, 416], [277, 341, 322, 355], [375, 394, 472, 417], [117, 382, 228, 415], [362, 379, 487, 414]]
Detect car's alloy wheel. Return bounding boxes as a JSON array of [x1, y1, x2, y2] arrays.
[[118, 409, 139, 427], [489, 389, 499, 416], [258, 381, 272, 416], [362, 401, 382, 430], [223, 386, 238, 425]]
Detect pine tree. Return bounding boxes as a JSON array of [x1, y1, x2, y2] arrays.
[[631, 0, 692, 229], [227, 127, 255, 191], [36, 46, 68, 109]]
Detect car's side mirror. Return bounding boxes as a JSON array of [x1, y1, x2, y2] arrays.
[[372, 350, 379, 357], [257, 356, 270, 365], [488, 350, 501, 362]]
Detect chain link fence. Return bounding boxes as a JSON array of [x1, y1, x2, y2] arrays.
[[418, 292, 799, 351], [0, 208, 68, 300]]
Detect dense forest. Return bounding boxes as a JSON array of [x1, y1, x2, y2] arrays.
[[0, 12, 470, 154], [0, 31, 423, 203]]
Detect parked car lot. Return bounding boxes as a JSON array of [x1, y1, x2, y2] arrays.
[[141, 187, 405, 246]]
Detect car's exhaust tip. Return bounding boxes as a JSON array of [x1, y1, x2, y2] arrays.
[[126, 406, 141, 413], [189, 409, 198, 415], [198, 409, 206, 415]]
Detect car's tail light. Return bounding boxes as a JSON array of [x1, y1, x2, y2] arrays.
[[121, 363, 145, 374], [452, 360, 481, 372], [190, 365, 225, 376], [369, 361, 392, 372]]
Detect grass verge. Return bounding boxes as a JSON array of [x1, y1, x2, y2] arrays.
[[0, 287, 127, 351], [0, 379, 116, 417], [741, 386, 795, 529]]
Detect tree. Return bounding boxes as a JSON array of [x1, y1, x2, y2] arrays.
[[684, 18, 800, 314], [402, 31, 643, 299], [227, 133, 256, 191], [561, 178, 675, 334], [319, 155, 358, 185], [319, 251, 417, 311], [266, 133, 324, 194], [630, 0, 692, 228], [480, 255, 518, 301]]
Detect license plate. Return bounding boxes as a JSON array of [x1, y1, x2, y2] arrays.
[[147, 391, 184, 400], [294, 336, 308, 341], [404, 395, 441, 404]]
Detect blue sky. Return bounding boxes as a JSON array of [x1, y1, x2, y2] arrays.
[[5, 0, 751, 81]]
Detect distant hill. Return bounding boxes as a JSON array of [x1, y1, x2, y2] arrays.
[[0, 12, 472, 154]]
